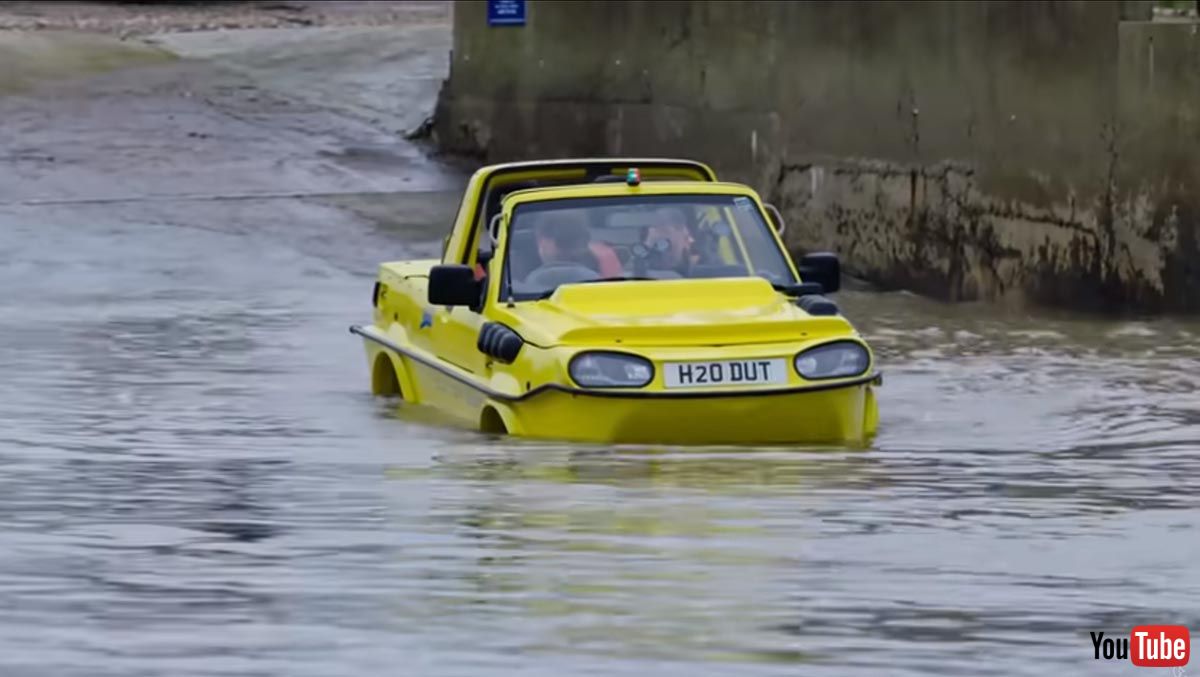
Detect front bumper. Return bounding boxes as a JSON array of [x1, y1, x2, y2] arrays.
[[500, 377, 879, 445], [351, 324, 880, 446]]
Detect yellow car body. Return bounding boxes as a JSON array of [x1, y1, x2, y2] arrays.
[[351, 159, 880, 446]]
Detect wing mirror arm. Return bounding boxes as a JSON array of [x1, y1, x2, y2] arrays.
[[478, 238, 495, 268], [476, 212, 502, 272], [764, 203, 786, 237]]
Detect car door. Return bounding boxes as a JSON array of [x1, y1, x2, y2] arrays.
[[410, 203, 492, 378], [427, 233, 494, 377], [427, 304, 488, 376]]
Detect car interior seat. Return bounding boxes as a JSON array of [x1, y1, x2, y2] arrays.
[[506, 228, 541, 282]]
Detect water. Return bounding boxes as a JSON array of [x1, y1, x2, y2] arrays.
[[3, 28, 1200, 677], [4, 196, 1199, 677]]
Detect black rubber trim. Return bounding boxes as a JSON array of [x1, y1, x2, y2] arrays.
[[350, 325, 881, 402]]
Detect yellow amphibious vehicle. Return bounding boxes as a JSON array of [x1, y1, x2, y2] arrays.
[[351, 159, 880, 445]]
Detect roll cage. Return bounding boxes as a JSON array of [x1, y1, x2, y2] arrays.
[[447, 159, 719, 269]]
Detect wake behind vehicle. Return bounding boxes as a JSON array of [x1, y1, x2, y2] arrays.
[[350, 158, 881, 445]]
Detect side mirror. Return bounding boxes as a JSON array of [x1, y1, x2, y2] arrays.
[[797, 252, 840, 294], [428, 264, 481, 306]]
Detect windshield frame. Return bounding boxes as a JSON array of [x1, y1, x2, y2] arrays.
[[494, 190, 799, 303]]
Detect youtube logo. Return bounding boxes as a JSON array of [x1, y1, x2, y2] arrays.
[[1131, 626, 1190, 668], [1092, 626, 1190, 668]]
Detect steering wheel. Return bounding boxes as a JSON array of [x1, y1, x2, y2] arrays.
[[645, 239, 671, 256], [523, 262, 600, 289]]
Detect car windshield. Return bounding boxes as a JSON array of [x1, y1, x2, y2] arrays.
[[500, 194, 797, 300]]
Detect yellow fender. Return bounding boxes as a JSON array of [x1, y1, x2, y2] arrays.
[[479, 400, 523, 436], [863, 385, 879, 438], [370, 347, 418, 403]]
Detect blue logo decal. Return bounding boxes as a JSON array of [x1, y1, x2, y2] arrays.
[[420, 310, 433, 329], [487, 0, 525, 26]]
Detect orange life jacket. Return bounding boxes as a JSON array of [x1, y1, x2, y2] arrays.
[[588, 241, 624, 278]]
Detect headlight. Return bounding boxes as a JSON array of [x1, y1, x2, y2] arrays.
[[794, 341, 869, 380], [569, 351, 654, 388]]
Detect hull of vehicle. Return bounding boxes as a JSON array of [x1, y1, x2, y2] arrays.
[[491, 381, 878, 446], [355, 324, 879, 446]]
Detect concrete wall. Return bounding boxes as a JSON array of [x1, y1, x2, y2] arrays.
[[1114, 20, 1200, 312], [433, 0, 1200, 312]]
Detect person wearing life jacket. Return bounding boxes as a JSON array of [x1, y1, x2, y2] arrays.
[[587, 240, 624, 278], [533, 210, 623, 278]]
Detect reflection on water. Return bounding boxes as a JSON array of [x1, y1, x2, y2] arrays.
[[3, 206, 1200, 676], [428, 443, 881, 489]]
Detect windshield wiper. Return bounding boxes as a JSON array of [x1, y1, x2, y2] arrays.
[[576, 276, 656, 284], [531, 279, 816, 299]]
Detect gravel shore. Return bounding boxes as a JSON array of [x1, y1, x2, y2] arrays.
[[0, 1, 449, 37]]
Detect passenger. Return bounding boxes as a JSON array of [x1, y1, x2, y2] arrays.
[[534, 210, 598, 271], [644, 206, 700, 275], [528, 210, 624, 278]]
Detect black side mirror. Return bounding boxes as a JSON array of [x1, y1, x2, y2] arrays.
[[797, 252, 840, 294], [428, 264, 481, 306]]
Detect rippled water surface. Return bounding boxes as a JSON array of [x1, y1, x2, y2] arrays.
[[4, 198, 1199, 677], [2, 36, 1199, 674]]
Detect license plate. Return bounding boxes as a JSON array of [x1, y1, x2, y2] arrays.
[[662, 358, 788, 389]]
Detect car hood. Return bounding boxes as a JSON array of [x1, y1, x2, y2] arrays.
[[497, 277, 858, 347]]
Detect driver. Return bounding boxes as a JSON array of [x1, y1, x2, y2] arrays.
[[643, 206, 700, 275]]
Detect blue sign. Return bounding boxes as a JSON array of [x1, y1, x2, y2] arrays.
[[487, 0, 526, 26]]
